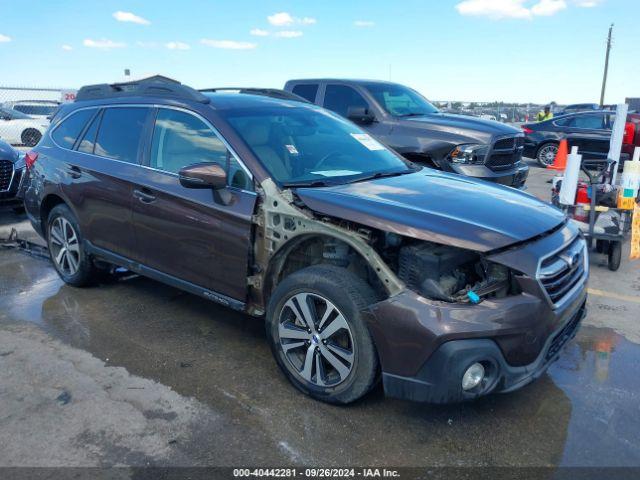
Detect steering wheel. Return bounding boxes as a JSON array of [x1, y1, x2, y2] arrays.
[[314, 151, 344, 171]]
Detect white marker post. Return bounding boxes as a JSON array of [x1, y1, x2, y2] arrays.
[[609, 103, 629, 185], [559, 146, 582, 206]]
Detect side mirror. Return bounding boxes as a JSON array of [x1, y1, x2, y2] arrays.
[[347, 106, 375, 124], [179, 162, 227, 190]]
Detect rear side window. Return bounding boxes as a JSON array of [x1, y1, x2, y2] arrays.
[[94, 107, 149, 163], [323, 84, 369, 118], [570, 114, 606, 130], [292, 84, 319, 103], [52, 109, 95, 149]]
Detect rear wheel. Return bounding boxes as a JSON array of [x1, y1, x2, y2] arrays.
[[21, 129, 42, 147], [536, 142, 558, 167], [266, 265, 379, 404], [47, 204, 99, 286]]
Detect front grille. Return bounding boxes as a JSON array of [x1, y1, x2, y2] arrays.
[[538, 237, 587, 307], [0, 160, 14, 191], [545, 305, 584, 361], [486, 153, 518, 170], [485, 135, 524, 171]]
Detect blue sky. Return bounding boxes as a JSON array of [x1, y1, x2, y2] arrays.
[[0, 0, 637, 104]]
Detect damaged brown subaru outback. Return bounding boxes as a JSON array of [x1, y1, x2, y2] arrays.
[[24, 77, 588, 405]]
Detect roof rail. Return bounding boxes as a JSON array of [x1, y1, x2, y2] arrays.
[[199, 87, 309, 103], [76, 76, 210, 104]]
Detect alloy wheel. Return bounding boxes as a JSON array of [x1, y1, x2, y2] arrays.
[[278, 292, 355, 387], [538, 144, 558, 166], [49, 217, 81, 276]]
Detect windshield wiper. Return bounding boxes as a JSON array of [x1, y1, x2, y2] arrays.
[[281, 180, 335, 188], [346, 170, 413, 184], [397, 112, 428, 117]]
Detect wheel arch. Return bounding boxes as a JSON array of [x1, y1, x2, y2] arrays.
[[39, 193, 68, 236]]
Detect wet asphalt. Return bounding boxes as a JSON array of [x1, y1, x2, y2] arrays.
[[1, 160, 640, 469]]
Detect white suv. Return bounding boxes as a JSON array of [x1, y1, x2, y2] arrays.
[[3, 100, 59, 120], [0, 108, 48, 147]]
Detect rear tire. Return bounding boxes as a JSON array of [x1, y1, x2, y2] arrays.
[[536, 142, 558, 167], [46, 204, 99, 287], [266, 265, 379, 405], [21, 129, 42, 147]]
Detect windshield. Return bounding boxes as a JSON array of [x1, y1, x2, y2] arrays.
[[1, 108, 31, 120], [366, 83, 438, 117], [223, 106, 412, 186]]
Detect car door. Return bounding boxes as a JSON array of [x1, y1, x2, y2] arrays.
[[61, 106, 152, 261], [565, 113, 610, 159], [321, 84, 393, 146], [131, 106, 257, 303]]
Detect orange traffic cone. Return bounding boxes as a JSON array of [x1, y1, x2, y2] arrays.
[[547, 139, 568, 171]]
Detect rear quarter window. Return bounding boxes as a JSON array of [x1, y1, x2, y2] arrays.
[[51, 109, 96, 149], [291, 84, 319, 103]]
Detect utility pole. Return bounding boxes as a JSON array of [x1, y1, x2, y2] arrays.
[[599, 23, 614, 107]]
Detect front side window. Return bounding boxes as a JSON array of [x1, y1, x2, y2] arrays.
[[224, 106, 412, 186], [150, 108, 251, 189], [365, 83, 439, 117], [94, 107, 149, 163], [292, 84, 319, 103], [571, 114, 605, 130], [323, 85, 369, 118], [51, 109, 95, 149]]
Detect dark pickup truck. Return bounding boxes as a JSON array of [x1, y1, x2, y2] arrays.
[[284, 79, 529, 188]]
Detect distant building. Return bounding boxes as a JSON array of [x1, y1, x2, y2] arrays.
[[626, 98, 640, 112]]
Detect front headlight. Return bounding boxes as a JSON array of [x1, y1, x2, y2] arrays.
[[448, 144, 489, 164]]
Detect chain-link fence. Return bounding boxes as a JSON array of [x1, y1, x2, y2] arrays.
[[0, 86, 77, 148]]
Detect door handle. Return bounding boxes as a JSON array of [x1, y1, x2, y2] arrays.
[[67, 165, 82, 179], [133, 188, 156, 204]]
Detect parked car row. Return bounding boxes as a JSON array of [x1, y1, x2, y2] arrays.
[[0, 107, 49, 147], [19, 76, 588, 406]]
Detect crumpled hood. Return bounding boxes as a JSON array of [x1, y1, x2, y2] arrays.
[[399, 113, 520, 144], [295, 170, 565, 252]]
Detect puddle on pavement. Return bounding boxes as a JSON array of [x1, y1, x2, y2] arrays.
[[2, 249, 640, 467]]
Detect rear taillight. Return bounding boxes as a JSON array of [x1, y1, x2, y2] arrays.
[[25, 151, 39, 170], [522, 127, 533, 134], [623, 122, 636, 145]]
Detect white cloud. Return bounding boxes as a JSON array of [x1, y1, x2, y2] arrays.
[[531, 0, 567, 15], [455, 0, 532, 19], [83, 38, 126, 49], [165, 41, 190, 50], [250, 28, 270, 36], [268, 12, 294, 26], [572, 0, 602, 6], [354, 20, 375, 27], [113, 11, 150, 25], [0, 34, 11, 42], [200, 39, 257, 50], [456, 0, 571, 19], [267, 12, 317, 26], [61, 44, 73, 51], [275, 30, 303, 38]]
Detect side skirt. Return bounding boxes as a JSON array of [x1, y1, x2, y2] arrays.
[[85, 241, 247, 312]]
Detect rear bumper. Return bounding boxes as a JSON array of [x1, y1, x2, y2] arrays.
[[447, 162, 529, 188], [381, 301, 585, 403]]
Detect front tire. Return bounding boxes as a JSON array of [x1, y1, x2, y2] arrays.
[[47, 204, 98, 287], [21, 129, 42, 147], [266, 265, 379, 404], [536, 142, 558, 167]]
